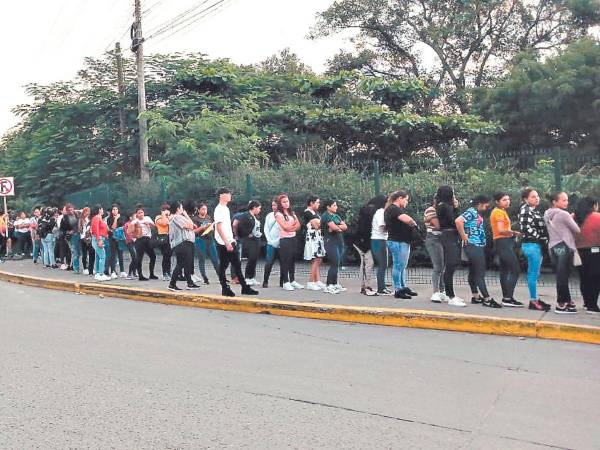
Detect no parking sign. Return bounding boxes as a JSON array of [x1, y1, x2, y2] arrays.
[[0, 177, 14, 196]]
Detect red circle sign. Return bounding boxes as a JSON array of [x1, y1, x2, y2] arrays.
[[0, 178, 14, 195]]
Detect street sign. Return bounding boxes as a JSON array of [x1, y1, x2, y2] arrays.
[[0, 177, 14, 196]]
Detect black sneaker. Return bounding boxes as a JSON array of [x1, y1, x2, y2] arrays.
[[529, 299, 551, 312], [471, 297, 483, 304], [203, 277, 209, 285], [241, 286, 259, 295], [483, 298, 502, 308], [555, 303, 577, 314], [186, 283, 201, 290], [262, 281, 268, 288], [586, 305, 600, 314], [168, 285, 182, 292], [222, 287, 235, 297], [404, 287, 418, 296], [377, 288, 393, 296], [502, 298, 524, 308], [138, 276, 148, 281], [394, 290, 412, 299], [567, 302, 578, 314], [149, 274, 159, 280]]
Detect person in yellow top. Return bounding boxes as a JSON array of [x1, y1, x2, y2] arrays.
[[490, 192, 523, 307], [155, 204, 172, 281], [0, 209, 7, 262]]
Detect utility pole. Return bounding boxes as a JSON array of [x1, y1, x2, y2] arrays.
[[115, 42, 126, 137], [133, 0, 150, 182]]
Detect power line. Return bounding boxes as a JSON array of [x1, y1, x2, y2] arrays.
[[144, 0, 215, 40], [150, 0, 232, 46]]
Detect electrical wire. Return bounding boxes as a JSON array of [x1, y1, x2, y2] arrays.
[[144, 0, 215, 39]]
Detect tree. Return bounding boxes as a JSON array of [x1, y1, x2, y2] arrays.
[[257, 48, 314, 75], [474, 38, 600, 154], [312, 0, 600, 112]]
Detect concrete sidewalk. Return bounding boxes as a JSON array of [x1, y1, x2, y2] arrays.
[[2, 257, 597, 329]]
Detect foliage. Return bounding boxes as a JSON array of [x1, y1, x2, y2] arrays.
[[474, 38, 600, 153]]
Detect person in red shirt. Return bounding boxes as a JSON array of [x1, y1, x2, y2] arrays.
[[90, 204, 110, 282], [575, 197, 600, 313]]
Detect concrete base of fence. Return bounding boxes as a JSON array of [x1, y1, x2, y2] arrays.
[[1, 269, 599, 345]]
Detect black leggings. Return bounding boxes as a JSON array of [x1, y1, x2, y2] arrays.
[[81, 240, 94, 272], [134, 236, 156, 278], [126, 242, 137, 276], [279, 237, 296, 284], [495, 238, 520, 299], [217, 242, 248, 289], [243, 237, 260, 280], [171, 241, 194, 286], [440, 231, 460, 298], [578, 248, 600, 309], [157, 236, 172, 275], [464, 244, 490, 298], [108, 238, 124, 274]]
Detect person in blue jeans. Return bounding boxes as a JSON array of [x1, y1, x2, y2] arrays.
[[193, 203, 220, 284], [384, 190, 418, 299], [518, 188, 551, 311]]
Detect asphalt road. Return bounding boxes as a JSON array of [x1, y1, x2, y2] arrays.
[[1, 282, 599, 449]]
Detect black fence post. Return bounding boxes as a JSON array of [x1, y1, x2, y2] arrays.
[[553, 148, 563, 192]]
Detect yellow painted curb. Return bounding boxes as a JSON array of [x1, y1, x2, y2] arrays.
[[1, 270, 599, 345]]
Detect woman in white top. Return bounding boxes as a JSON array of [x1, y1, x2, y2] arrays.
[[370, 195, 390, 295], [303, 195, 326, 291], [131, 206, 157, 281], [13, 211, 32, 257]]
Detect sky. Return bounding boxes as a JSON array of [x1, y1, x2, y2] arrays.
[[0, 0, 351, 136]]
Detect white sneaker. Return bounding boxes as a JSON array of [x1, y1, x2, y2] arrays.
[[431, 292, 443, 303], [191, 274, 201, 283], [306, 282, 322, 291], [316, 281, 327, 289], [101, 274, 112, 281], [334, 284, 347, 292], [282, 282, 295, 291], [120, 272, 128, 278], [440, 292, 450, 302], [94, 274, 104, 282], [82, 269, 89, 275], [323, 285, 340, 294], [110, 272, 118, 279], [246, 278, 258, 286], [290, 281, 304, 290], [60, 264, 68, 270], [448, 296, 467, 307]]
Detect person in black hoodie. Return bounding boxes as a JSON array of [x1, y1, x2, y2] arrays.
[[353, 195, 387, 296], [38, 207, 58, 268], [60, 203, 80, 273], [236, 200, 262, 286]]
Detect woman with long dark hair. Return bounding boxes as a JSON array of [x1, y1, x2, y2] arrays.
[[490, 192, 523, 307], [574, 197, 600, 313], [275, 194, 302, 291], [78, 207, 93, 275], [518, 188, 551, 311], [544, 192, 580, 314], [321, 199, 348, 294], [90, 204, 110, 282], [193, 202, 220, 285], [303, 195, 326, 291], [371, 194, 390, 295], [107, 204, 126, 279], [384, 191, 417, 299], [434, 186, 464, 307]]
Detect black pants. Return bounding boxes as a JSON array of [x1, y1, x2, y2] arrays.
[[157, 235, 172, 275], [217, 242, 248, 289], [171, 241, 194, 286], [242, 237, 260, 280], [81, 240, 94, 272], [126, 242, 137, 276], [263, 245, 282, 286], [15, 233, 32, 255], [579, 248, 600, 309], [440, 231, 460, 298], [57, 236, 71, 265], [495, 238, 520, 299], [279, 237, 297, 284], [107, 238, 124, 274], [464, 244, 490, 298], [324, 235, 343, 286], [550, 242, 573, 304], [135, 236, 156, 278]]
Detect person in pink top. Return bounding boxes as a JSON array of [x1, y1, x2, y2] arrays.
[[90, 204, 110, 282], [574, 197, 600, 313], [275, 194, 302, 291]]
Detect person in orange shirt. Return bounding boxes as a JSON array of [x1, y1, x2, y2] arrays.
[[490, 192, 523, 307], [155, 204, 172, 281]]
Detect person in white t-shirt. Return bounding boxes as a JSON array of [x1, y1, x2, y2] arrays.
[[371, 198, 391, 295], [214, 188, 258, 297], [13, 211, 32, 257], [130, 206, 157, 281]]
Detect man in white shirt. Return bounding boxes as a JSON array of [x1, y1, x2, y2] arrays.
[[214, 188, 258, 297]]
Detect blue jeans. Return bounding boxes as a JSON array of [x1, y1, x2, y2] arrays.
[[32, 239, 41, 262], [41, 234, 55, 266], [522, 242, 543, 300], [92, 236, 107, 276], [324, 235, 344, 285], [263, 243, 281, 285], [387, 240, 410, 291], [371, 239, 388, 292], [69, 233, 81, 273], [195, 238, 220, 279]]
